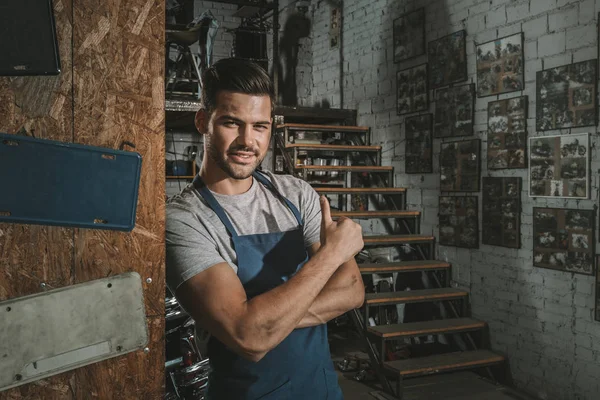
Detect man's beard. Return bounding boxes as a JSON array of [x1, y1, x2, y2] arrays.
[[206, 140, 263, 180]]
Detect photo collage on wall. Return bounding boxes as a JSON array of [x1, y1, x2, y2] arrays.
[[393, 8, 426, 62], [405, 114, 433, 174], [482, 177, 521, 248], [536, 59, 597, 130], [440, 139, 480, 192], [439, 196, 479, 248], [397, 63, 428, 115], [529, 133, 589, 199], [476, 33, 524, 97], [487, 96, 528, 169], [434, 83, 475, 138], [428, 30, 468, 89], [390, 8, 600, 321], [533, 208, 595, 275]]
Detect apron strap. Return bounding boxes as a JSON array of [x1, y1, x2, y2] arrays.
[[252, 170, 304, 227], [193, 175, 239, 239]]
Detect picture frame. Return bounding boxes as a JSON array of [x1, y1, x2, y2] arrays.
[[487, 96, 528, 169], [405, 114, 433, 174], [434, 83, 475, 138], [428, 30, 468, 89], [476, 32, 524, 97], [482, 177, 521, 248], [397, 63, 429, 115], [439, 196, 479, 249], [393, 8, 426, 63], [536, 59, 597, 131], [596, 254, 600, 321], [528, 133, 589, 199], [440, 139, 480, 192], [533, 207, 595, 275]]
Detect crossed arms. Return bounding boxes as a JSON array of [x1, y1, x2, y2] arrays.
[[174, 197, 365, 362]]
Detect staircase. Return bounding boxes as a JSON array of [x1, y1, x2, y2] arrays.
[[272, 110, 507, 399]]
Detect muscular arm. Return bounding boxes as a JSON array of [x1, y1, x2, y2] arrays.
[[297, 242, 365, 328], [175, 196, 363, 362]]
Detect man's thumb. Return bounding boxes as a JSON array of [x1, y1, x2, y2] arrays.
[[320, 195, 332, 225]]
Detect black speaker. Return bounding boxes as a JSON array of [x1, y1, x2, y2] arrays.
[[0, 0, 61, 75]]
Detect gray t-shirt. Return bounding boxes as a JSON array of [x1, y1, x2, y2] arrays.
[[166, 171, 322, 292]]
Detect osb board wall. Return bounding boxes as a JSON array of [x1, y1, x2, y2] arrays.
[[0, 0, 165, 398]]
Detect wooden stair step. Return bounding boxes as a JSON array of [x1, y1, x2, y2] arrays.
[[315, 187, 406, 195], [383, 350, 505, 378], [285, 143, 381, 152], [365, 288, 467, 306], [296, 165, 392, 172], [363, 235, 434, 246], [368, 318, 485, 339], [359, 260, 450, 274], [332, 210, 420, 219], [277, 123, 369, 133]]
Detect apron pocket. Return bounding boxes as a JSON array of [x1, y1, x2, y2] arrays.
[[323, 367, 343, 400], [253, 379, 291, 400]]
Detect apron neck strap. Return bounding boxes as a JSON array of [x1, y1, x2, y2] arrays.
[[252, 171, 303, 227], [193, 175, 239, 238]]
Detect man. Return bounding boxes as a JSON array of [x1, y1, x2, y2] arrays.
[[166, 58, 365, 400]]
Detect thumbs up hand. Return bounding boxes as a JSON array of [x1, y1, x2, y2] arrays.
[[319, 196, 364, 266]]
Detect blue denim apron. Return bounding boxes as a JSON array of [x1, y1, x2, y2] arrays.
[[194, 171, 344, 400]]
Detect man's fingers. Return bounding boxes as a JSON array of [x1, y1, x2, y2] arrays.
[[320, 195, 332, 225]]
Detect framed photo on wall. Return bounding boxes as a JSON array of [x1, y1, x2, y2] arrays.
[[397, 63, 428, 115], [536, 59, 597, 130], [393, 8, 426, 62], [476, 33, 524, 97], [428, 30, 468, 89], [434, 83, 475, 138], [439, 196, 479, 248], [405, 114, 433, 174], [482, 177, 521, 248], [440, 139, 480, 192], [487, 96, 528, 169], [533, 207, 595, 275], [596, 254, 600, 321], [529, 133, 589, 198]]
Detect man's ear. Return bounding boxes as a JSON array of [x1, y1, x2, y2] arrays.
[[195, 109, 208, 135]]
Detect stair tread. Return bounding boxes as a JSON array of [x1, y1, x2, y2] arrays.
[[296, 165, 392, 171], [285, 143, 381, 151], [383, 350, 505, 378], [277, 123, 369, 132], [359, 260, 450, 273], [315, 187, 406, 194], [363, 234, 434, 244], [332, 210, 420, 218], [365, 288, 467, 305], [368, 318, 485, 338]]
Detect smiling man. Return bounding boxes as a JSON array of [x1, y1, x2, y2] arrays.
[[166, 58, 365, 400]]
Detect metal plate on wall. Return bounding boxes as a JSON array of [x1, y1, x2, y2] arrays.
[[0, 272, 148, 392], [0, 133, 142, 231]]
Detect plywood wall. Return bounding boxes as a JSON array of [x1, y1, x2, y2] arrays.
[[0, 0, 165, 398]]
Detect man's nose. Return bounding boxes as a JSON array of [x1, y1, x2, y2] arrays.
[[238, 125, 255, 148]]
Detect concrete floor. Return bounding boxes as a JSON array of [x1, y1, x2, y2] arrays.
[[336, 370, 536, 400]]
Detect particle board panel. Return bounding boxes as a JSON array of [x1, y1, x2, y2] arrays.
[[0, 1, 76, 399], [70, 0, 165, 398]]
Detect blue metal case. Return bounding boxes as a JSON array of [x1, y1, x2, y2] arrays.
[[0, 133, 142, 231]]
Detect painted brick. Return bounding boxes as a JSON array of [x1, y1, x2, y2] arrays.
[[566, 24, 596, 49], [548, 6, 579, 31], [486, 6, 507, 28], [538, 31, 566, 57]]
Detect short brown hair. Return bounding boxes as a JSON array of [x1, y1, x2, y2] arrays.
[[200, 58, 275, 114]]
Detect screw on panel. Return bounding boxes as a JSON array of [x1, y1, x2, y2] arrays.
[[146, 278, 152, 284], [143, 347, 150, 354]]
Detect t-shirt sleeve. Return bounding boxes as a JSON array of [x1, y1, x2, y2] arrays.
[[300, 180, 322, 248], [166, 205, 227, 292]]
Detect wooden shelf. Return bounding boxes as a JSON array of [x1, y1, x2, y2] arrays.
[[276, 123, 369, 133], [285, 143, 381, 152], [368, 318, 486, 339], [166, 176, 195, 179], [365, 288, 468, 306]]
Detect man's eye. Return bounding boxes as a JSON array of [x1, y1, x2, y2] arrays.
[[255, 125, 268, 130], [224, 121, 238, 126]]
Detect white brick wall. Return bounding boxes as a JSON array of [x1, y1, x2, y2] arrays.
[[302, 0, 600, 399]]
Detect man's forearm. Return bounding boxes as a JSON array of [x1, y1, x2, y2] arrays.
[[297, 258, 365, 328]]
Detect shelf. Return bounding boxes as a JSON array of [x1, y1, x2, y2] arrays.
[[277, 123, 369, 133], [285, 143, 381, 152], [166, 176, 195, 179]]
